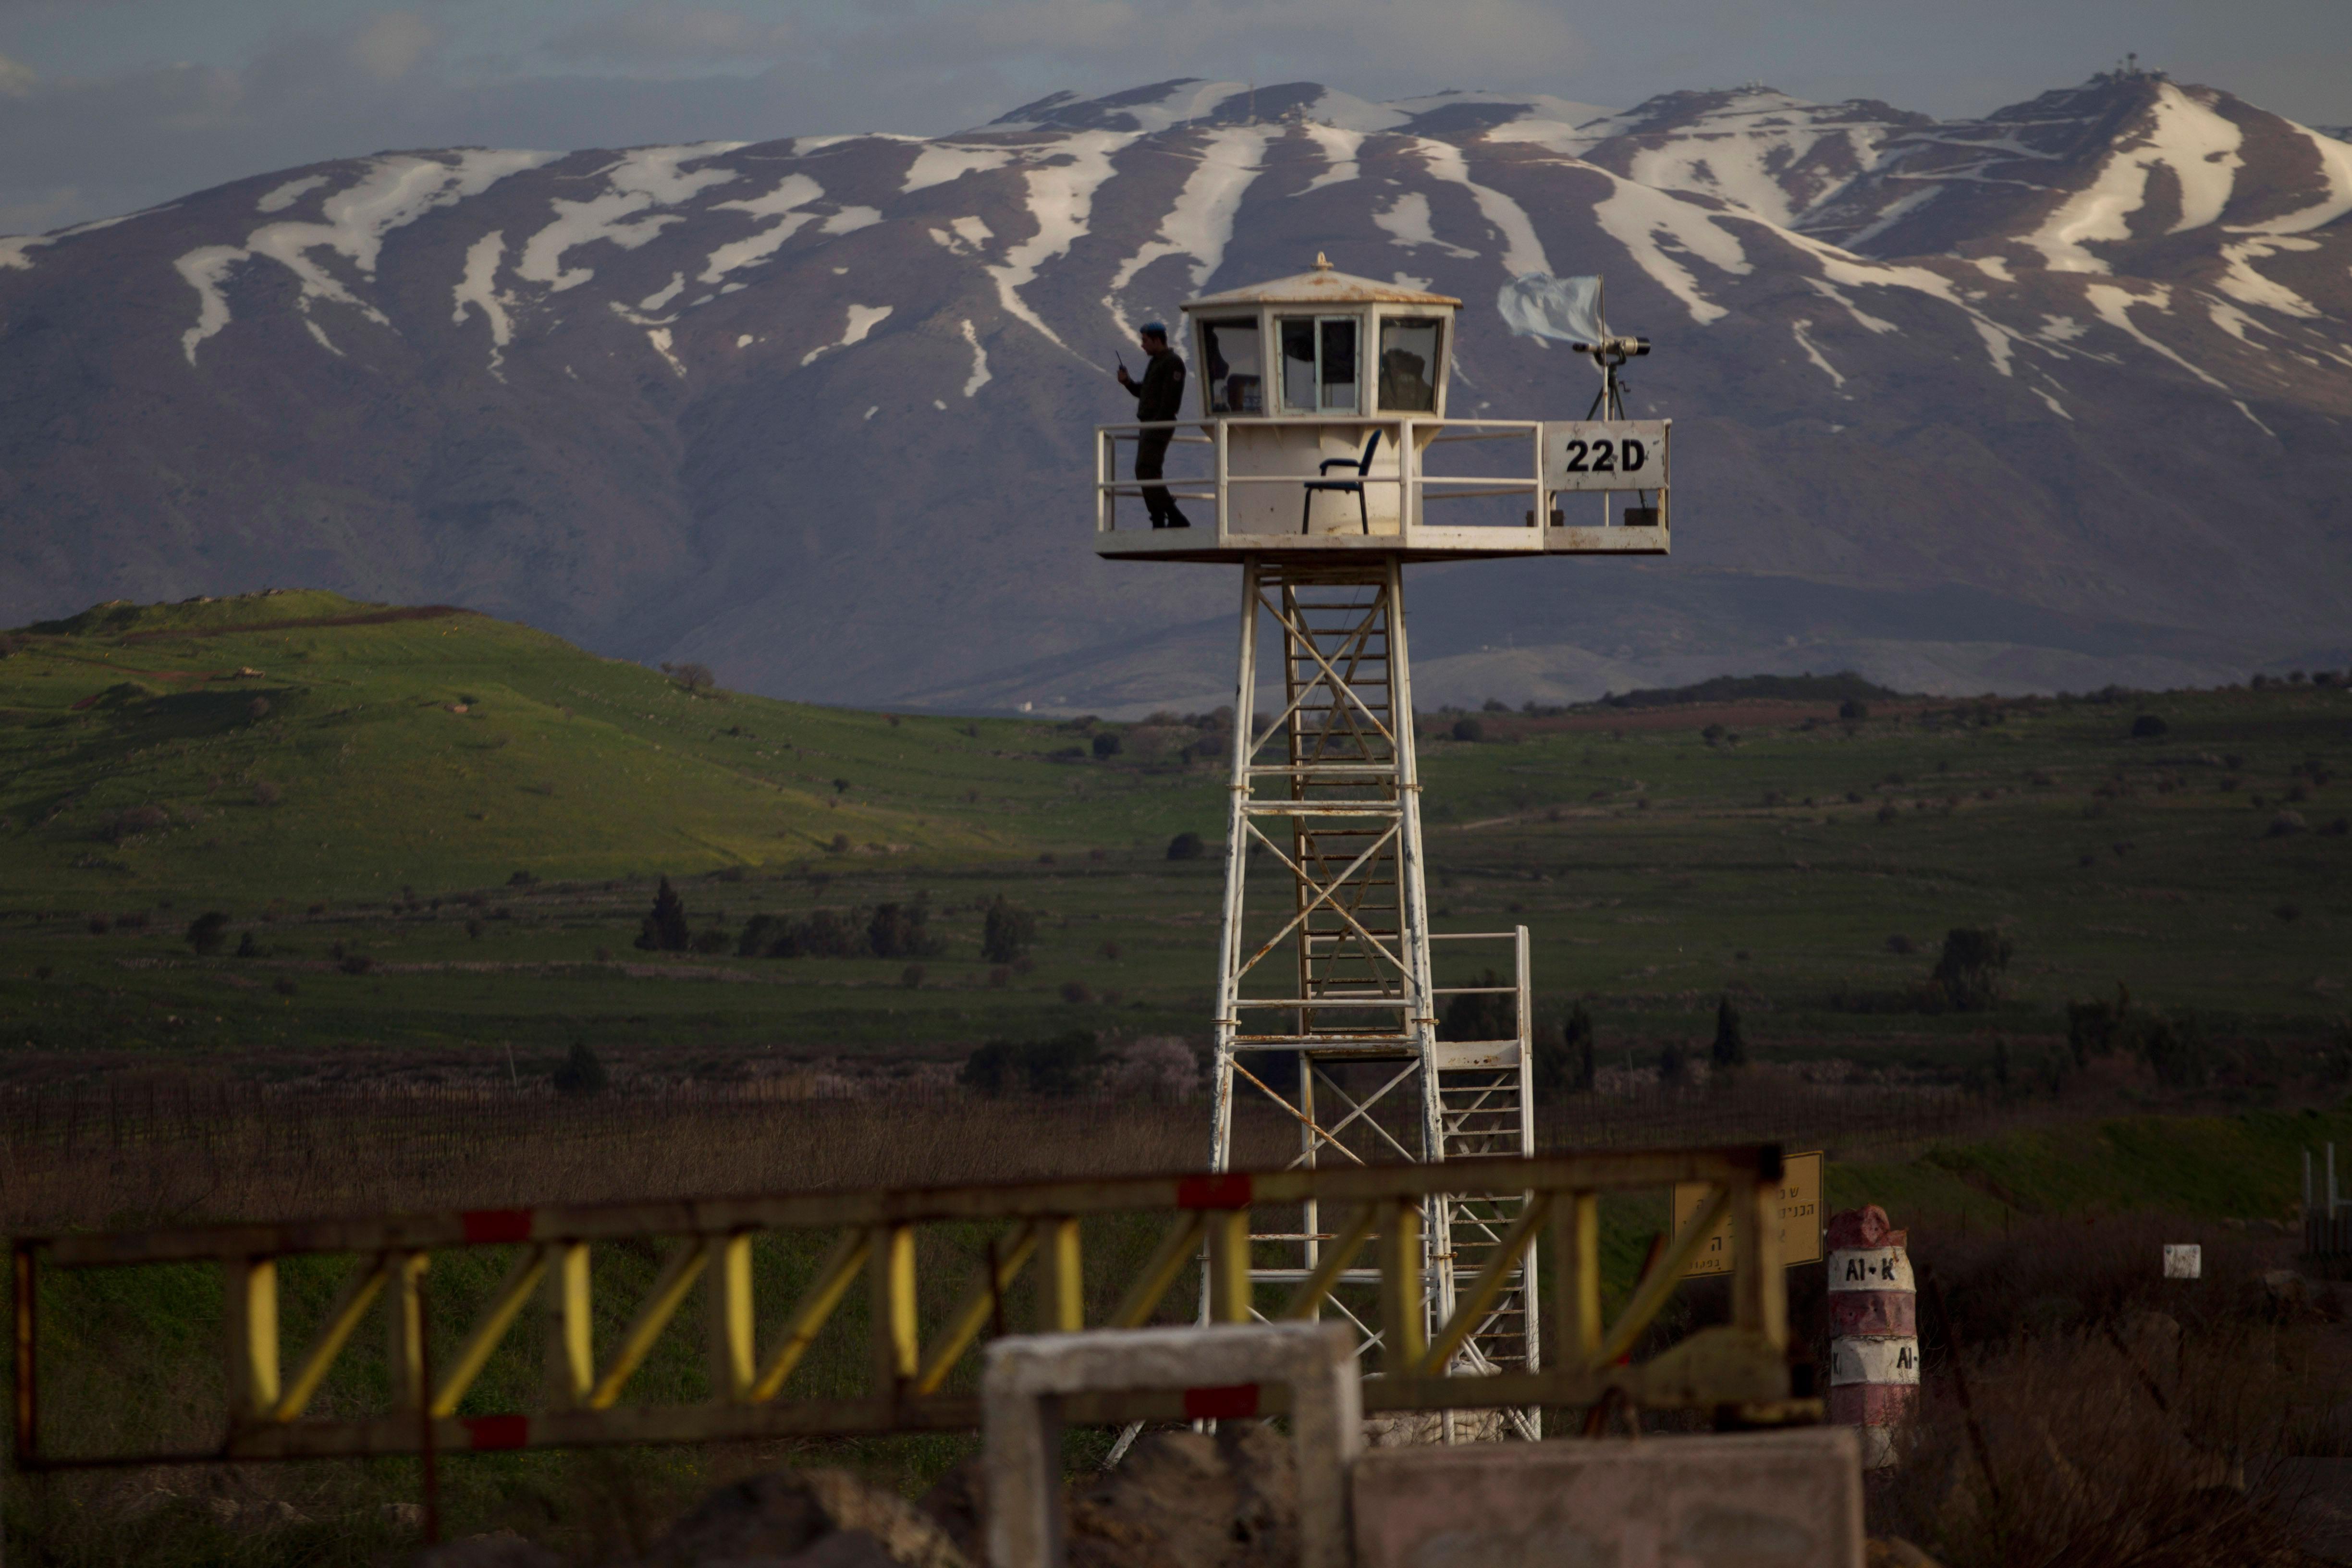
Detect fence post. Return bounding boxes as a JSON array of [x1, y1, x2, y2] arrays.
[[1826, 1205, 1914, 1469]]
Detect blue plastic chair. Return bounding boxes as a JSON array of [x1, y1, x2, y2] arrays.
[[1300, 430, 1382, 534]]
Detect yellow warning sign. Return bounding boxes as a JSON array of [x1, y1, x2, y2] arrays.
[[1673, 1151, 1824, 1275]]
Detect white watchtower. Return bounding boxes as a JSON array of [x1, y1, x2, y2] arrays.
[[1095, 258, 1671, 1435]]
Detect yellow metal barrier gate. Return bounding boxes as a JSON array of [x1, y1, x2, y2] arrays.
[[12, 1146, 1801, 1468]]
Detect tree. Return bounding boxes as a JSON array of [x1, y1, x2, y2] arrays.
[[661, 661, 716, 693], [1532, 1004, 1596, 1098], [1450, 717, 1483, 743], [1839, 699, 1869, 721], [553, 1040, 608, 1096], [635, 877, 692, 952], [1932, 927, 2013, 1011], [185, 910, 230, 956], [868, 901, 945, 959], [1166, 831, 1206, 861], [2130, 713, 2168, 739], [981, 896, 1036, 964], [1710, 995, 1747, 1069], [1439, 969, 1514, 1042], [1658, 1041, 1688, 1087], [1091, 732, 1122, 759]]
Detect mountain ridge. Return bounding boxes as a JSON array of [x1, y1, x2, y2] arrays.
[[2, 70, 2346, 715]]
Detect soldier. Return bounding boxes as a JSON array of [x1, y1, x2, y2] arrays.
[[1115, 322, 1190, 528]]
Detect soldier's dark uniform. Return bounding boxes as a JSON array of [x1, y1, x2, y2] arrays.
[[1122, 342, 1189, 528]]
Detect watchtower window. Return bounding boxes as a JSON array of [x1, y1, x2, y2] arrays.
[[1278, 316, 1360, 414], [1377, 318, 1441, 413], [1200, 318, 1262, 414]]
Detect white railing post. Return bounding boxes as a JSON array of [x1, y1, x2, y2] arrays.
[[1215, 419, 1229, 545]]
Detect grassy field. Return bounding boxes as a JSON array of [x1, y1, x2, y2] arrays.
[[4, 590, 2348, 1082]]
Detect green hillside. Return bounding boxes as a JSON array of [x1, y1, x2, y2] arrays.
[[0, 590, 1215, 902], [2, 591, 2348, 1069]]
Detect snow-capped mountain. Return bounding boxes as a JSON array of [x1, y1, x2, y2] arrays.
[[3, 69, 2347, 710]]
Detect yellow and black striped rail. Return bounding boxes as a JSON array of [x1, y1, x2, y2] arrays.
[[12, 1146, 1800, 1468]]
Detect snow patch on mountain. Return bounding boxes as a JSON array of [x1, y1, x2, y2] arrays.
[[986, 130, 1138, 350], [517, 144, 739, 294], [2024, 84, 2243, 272], [451, 231, 515, 375], [1297, 124, 1364, 192], [960, 318, 992, 395], [800, 304, 892, 366], [174, 246, 244, 364], [902, 144, 1013, 193], [1413, 139, 1548, 277], [1588, 176, 1747, 324], [700, 173, 824, 284], [256, 175, 330, 214], [1374, 191, 1477, 257], [1106, 125, 1269, 301]]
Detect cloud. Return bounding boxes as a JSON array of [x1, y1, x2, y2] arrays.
[[349, 12, 436, 82], [546, 6, 794, 65], [0, 51, 35, 97]]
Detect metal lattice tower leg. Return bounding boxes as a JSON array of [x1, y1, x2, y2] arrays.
[[1206, 557, 1540, 1439]]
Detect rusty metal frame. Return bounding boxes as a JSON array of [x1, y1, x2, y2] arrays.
[[11, 1148, 1801, 1468]]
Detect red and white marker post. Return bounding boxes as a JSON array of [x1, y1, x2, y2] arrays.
[[1826, 1204, 1916, 1468]]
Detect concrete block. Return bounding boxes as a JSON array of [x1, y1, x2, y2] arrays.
[[1351, 1427, 1864, 1568], [981, 1322, 1360, 1568]]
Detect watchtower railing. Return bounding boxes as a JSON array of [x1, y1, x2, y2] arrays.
[[1093, 417, 1670, 548]]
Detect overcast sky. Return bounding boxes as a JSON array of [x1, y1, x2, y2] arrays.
[[3, 0, 2348, 234]]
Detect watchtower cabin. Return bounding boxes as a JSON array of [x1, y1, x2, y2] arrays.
[[1095, 256, 1671, 558], [1092, 258, 1675, 1442]]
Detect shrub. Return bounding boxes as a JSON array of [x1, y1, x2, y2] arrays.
[[635, 877, 692, 952], [272, 977, 297, 997], [1166, 832, 1206, 861], [1107, 1037, 1199, 1102], [1060, 980, 1093, 1005], [691, 929, 731, 955], [960, 1031, 1102, 1097], [1091, 732, 1122, 759], [980, 895, 1036, 964], [1658, 1041, 1689, 1086], [251, 780, 282, 807], [1533, 1004, 1595, 1097], [2136, 1010, 2216, 1088], [184, 911, 230, 956], [900, 965, 924, 990], [2267, 810, 2308, 837], [1450, 717, 1483, 743], [1838, 699, 1869, 721], [660, 661, 715, 693], [466, 918, 485, 940], [1099, 940, 1123, 961], [1886, 933, 1915, 955], [1710, 995, 1747, 1069], [2066, 984, 2132, 1068], [553, 1040, 608, 1096], [234, 931, 261, 958], [340, 954, 373, 975], [987, 966, 1011, 989], [247, 697, 270, 720], [86, 915, 109, 935], [743, 908, 865, 958], [110, 804, 171, 841], [2129, 713, 2168, 738], [868, 901, 945, 959], [1931, 927, 2012, 1011]]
